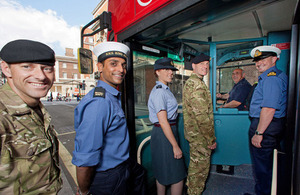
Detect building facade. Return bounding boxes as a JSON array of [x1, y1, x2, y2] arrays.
[[49, 47, 96, 100]]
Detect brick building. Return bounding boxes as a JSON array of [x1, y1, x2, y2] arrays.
[[50, 46, 96, 100]]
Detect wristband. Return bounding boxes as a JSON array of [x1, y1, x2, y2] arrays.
[[255, 130, 263, 136]]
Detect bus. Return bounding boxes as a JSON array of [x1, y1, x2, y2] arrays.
[[79, 0, 300, 194]]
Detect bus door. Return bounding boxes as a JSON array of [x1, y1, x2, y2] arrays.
[[126, 42, 188, 189]]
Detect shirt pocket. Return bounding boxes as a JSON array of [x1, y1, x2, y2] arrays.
[[110, 108, 126, 131], [5, 138, 52, 159]]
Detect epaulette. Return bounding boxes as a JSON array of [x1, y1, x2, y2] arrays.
[[267, 71, 277, 77], [156, 85, 162, 89], [93, 87, 106, 98]]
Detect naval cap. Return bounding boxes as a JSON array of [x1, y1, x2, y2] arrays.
[[191, 53, 211, 64], [0, 39, 55, 66], [93, 41, 130, 62], [250, 45, 281, 62], [154, 58, 178, 71]]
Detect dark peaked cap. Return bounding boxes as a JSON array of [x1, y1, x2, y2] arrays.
[[154, 58, 178, 71], [0, 39, 55, 66], [191, 53, 210, 64]]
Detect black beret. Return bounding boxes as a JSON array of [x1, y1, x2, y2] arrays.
[[0, 39, 55, 66], [154, 58, 178, 71], [191, 53, 210, 64]]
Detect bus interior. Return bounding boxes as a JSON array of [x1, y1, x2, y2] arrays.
[[80, 0, 300, 194]]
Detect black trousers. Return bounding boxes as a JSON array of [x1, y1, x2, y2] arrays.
[[248, 117, 285, 195], [90, 158, 146, 195]]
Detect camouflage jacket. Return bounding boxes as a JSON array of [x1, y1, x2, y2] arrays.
[[0, 84, 62, 194], [183, 73, 216, 146]]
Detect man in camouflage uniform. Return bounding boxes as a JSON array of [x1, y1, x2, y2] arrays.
[[183, 53, 217, 195], [0, 39, 62, 194]]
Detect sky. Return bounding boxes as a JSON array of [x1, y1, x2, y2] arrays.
[[0, 0, 100, 56]]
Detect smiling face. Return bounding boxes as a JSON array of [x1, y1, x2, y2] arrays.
[[156, 68, 174, 85], [98, 57, 127, 88], [255, 56, 277, 73], [192, 60, 210, 78], [1, 61, 55, 106], [232, 69, 244, 84]]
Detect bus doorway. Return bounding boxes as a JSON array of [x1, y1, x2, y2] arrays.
[[128, 42, 189, 191]]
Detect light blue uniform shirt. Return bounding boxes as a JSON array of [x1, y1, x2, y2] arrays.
[[148, 81, 178, 123], [72, 80, 129, 171], [249, 66, 288, 118]]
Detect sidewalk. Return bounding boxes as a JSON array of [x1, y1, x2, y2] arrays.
[[59, 163, 76, 195]]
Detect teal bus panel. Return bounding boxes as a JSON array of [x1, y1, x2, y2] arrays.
[[212, 108, 251, 165], [177, 109, 252, 167], [136, 109, 252, 187]]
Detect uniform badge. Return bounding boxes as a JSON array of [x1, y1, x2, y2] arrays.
[[93, 87, 106, 98], [254, 50, 262, 57], [156, 85, 162, 89], [267, 72, 277, 77]]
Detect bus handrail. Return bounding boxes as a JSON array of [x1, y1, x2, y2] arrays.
[[137, 136, 151, 164], [271, 149, 278, 195]]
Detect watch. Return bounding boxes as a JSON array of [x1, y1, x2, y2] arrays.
[[255, 130, 263, 135], [78, 190, 91, 195]]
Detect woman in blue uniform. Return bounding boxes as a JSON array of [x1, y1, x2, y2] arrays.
[[148, 58, 186, 195]]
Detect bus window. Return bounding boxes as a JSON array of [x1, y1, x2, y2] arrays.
[[216, 41, 262, 108], [133, 51, 187, 112]]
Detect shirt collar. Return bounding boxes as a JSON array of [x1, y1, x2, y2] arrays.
[[236, 78, 246, 85], [156, 81, 169, 90], [0, 83, 32, 116], [259, 66, 278, 80], [191, 73, 204, 81], [97, 80, 121, 97]]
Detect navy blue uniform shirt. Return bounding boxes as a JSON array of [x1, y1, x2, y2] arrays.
[[249, 66, 288, 118], [227, 78, 252, 110]]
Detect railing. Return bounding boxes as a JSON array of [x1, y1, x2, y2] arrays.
[[137, 136, 151, 164]]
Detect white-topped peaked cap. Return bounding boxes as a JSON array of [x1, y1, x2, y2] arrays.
[[93, 41, 130, 62], [250, 45, 281, 61]]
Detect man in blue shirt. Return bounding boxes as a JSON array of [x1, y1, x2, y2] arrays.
[[72, 42, 145, 195], [248, 45, 287, 195], [217, 68, 252, 110]]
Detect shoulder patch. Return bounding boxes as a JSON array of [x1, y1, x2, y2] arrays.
[[93, 87, 106, 98], [267, 72, 277, 77], [156, 85, 162, 89]]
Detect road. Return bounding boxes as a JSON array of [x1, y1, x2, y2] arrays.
[[43, 100, 78, 195]]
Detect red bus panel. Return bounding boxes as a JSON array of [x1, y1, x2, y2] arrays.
[[108, 0, 174, 37]]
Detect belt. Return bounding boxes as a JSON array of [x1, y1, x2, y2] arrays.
[[154, 120, 177, 127], [250, 116, 285, 121]]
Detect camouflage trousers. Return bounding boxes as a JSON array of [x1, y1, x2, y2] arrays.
[[186, 145, 212, 195]]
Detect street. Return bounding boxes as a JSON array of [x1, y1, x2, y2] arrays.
[[43, 100, 79, 195]]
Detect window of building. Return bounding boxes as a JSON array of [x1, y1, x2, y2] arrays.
[[62, 63, 67, 68], [73, 73, 78, 79], [63, 72, 67, 78], [74, 64, 77, 69]]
